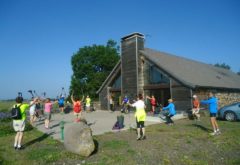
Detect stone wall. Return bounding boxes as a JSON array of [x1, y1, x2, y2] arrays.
[[193, 89, 240, 108], [215, 92, 240, 108]]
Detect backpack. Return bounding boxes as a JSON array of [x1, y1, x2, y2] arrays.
[[11, 104, 22, 120]]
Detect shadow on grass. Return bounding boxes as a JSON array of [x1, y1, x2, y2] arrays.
[[23, 132, 55, 148], [51, 123, 60, 129], [87, 120, 96, 126], [35, 122, 44, 127], [91, 139, 99, 156], [192, 123, 212, 132]]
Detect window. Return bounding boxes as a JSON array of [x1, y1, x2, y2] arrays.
[[111, 75, 121, 88], [145, 63, 169, 84]]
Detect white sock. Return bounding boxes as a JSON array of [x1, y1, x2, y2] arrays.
[[17, 144, 21, 148], [214, 129, 217, 133], [14, 143, 17, 147], [216, 129, 220, 132]]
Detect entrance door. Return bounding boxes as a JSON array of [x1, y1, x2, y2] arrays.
[[145, 89, 170, 107]]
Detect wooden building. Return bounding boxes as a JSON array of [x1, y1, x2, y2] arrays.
[[97, 33, 240, 111]]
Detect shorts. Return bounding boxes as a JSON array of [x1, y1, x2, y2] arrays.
[[44, 112, 51, 120], [86, 105, 90, 111], [74, 111, 81, 116], [13, 120, 25, 132], [136, 119, 145, 128], [29, 109, 36, 116], [192, 108, 200, 114], [59, 104, 64, 108], [210, 113, 217, 117]]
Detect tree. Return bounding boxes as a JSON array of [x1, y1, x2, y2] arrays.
[[214, 63, 231, 70], [70, 40, 120, 98]]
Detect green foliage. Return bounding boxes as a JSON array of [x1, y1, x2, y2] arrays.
[[70, 40, 120, 98], [214, 63, 231, 70]]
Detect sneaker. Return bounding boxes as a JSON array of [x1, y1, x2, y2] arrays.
[[216, 130, 221, 135], [17, 146, 23, 150], [14, 146, 17, 150], [136, 137, 141, 141], [141, 136, 146, 140], [210, 132, 217, 136]]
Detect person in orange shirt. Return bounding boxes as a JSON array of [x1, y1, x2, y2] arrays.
[[192, 95, 200, 121]]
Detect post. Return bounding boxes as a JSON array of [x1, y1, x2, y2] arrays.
[[60, 120, 65, 141]]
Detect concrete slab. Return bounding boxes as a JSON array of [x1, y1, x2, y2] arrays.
[[34, 110, 186, 141]]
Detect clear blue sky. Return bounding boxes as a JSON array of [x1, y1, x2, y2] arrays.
[[0, 0, 239, 100]]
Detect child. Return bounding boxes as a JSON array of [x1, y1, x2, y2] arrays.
[[44, 98, 57, 129], [192, 95, 200, 121], [71, 94, 84, 122]]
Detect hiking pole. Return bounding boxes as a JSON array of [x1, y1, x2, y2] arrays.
[[18, 92, 22, 97], [28, 90, 34, 98]]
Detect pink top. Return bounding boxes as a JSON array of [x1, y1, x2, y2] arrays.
[[44, 102, 53, 113]]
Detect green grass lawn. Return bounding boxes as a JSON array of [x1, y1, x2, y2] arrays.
[[0, 101, 15, 112], [0, 101, 240, 165]]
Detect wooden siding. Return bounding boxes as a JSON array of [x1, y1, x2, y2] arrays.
[[99, 86, 108, 110], [171, 79, 192, 111], [121, 34, 144, 100]]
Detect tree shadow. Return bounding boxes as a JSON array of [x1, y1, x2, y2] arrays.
[[192, 123, 212, 133], [23, 132, 55, 148]]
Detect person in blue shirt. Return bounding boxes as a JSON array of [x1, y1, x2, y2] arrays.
[[162, 99, 176, 125], [121, 96, 129, 113], [201, 92, 220, 136], [58, 95, 65, 113]]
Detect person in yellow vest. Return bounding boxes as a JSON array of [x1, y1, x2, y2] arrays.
[[129, 94, 147, 140], [85, 95, 91, 112], [12, 96, 37, 150]]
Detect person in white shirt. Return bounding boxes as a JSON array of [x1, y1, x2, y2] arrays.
[[129, 94, 147, 140]]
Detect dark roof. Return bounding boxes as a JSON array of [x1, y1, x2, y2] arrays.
[[140, 48, 240, 90]]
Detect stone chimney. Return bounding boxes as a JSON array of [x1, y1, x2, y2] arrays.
[[121, 32, 145, 99]]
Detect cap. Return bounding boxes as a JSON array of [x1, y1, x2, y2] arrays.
[[168, 99, 173, 102], [193, 95, 197, 98]]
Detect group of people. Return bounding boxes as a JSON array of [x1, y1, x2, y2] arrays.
[[128, 91, 220, 141], [11, 93, 92, 150], [12, 90, 220, 150], [192, 92, 220, 136]]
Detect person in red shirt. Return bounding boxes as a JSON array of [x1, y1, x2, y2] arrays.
[[192, 95, 200, 121], [71, 93, 84, 122], [146, 95, 157, 115]]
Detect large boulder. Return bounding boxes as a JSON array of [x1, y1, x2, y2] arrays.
[[64, 121, 95, 157]]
